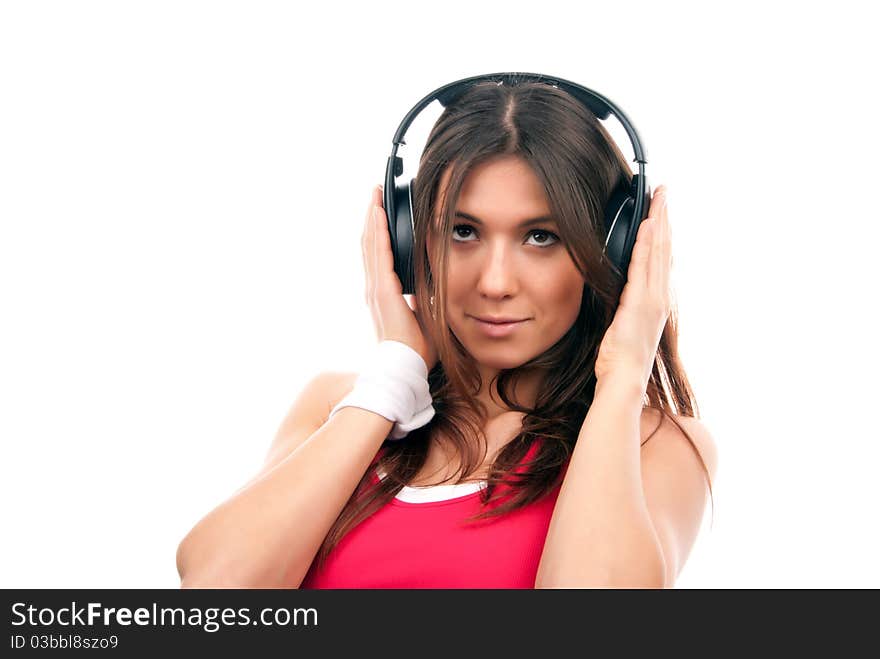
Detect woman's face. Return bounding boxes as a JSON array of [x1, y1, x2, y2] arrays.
[[428, 155, 585, 372]]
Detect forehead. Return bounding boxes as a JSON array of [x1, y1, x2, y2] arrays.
[[435, 157, 552, 225]]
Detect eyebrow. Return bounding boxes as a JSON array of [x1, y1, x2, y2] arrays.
[[453, 211, 557, 228]]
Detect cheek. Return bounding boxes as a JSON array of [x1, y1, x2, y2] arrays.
[[539, 271, 584, 324]]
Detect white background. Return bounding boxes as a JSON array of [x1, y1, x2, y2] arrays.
[[1, 0, 877, 589]]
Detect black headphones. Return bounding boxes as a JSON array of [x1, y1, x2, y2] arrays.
[[382, 71, 651, 296]]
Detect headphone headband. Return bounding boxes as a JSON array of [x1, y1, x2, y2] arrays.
[[387, 72, 648, 169]]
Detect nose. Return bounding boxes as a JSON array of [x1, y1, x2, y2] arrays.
[[475, 243, 520, 300]]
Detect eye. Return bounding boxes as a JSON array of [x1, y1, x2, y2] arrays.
[[451, 225, 560, 248], [526, 229, 560, 247], [451, 224, 477, 241]]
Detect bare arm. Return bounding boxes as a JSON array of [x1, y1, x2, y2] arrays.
[[535, 378, 664, 588], [175, 373, 391, 588]]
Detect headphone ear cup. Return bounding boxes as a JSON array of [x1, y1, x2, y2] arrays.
[[603, 178, 648, 284], [390, 178, 417, 295]]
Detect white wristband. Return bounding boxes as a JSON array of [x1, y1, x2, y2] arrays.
[[328, 340, 435, 440]]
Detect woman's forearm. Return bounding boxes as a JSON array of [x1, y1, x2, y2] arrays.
[[176, 407, 393, 588], [534, 376, 666, 588]]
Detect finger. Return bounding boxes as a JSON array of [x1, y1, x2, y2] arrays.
[[626, 216, 653, 294], [363, 190, 376, 301], [372, 188, 399, 292], [661, 189, 672, 291], [621, 185, 665, 302], [370, 192, 380, 299], [650, 186, 670, 308], [648, 187, 665, 288], [367, 185, 384, 299], [648, 185, 665, 222]]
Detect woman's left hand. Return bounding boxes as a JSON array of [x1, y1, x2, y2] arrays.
[[594, 185, 672, 394]]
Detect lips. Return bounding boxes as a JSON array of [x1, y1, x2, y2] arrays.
[[469, 315, 529, 338], [471, 316, 528, 324]]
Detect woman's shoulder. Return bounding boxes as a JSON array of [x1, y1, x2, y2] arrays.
[[639, 407, 718, 483]]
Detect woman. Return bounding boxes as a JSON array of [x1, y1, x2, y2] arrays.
[[176, 79, 718, 589]]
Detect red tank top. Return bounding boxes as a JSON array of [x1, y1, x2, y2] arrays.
[[300, 437, 568, 589]]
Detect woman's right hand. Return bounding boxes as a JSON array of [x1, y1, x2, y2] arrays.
[[362, 184, 438, 372]]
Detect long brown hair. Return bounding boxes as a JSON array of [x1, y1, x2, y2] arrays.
[[314, 79, 713, 571]]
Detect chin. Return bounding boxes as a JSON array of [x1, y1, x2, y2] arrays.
[[454, 334, 540, 370]]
